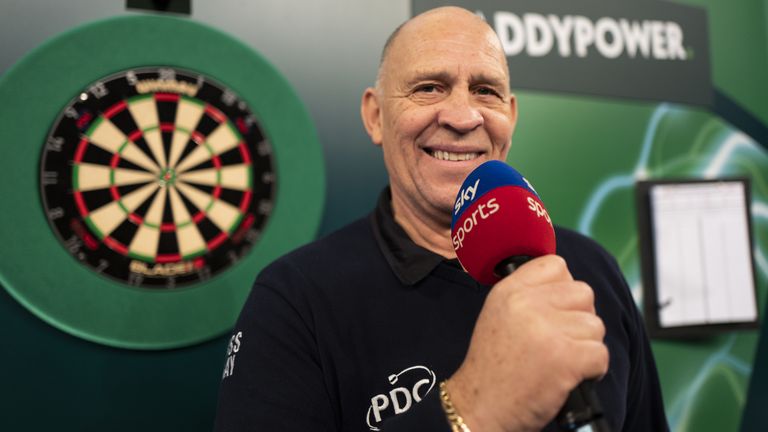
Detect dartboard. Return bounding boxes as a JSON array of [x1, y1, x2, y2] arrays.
[[0, 15, 325, 348], [40, 67, 274, 288]]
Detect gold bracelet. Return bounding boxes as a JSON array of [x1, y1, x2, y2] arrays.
[[439, 380, 471, 432]]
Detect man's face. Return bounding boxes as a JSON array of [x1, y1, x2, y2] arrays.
[[362, 9, 517, 226]]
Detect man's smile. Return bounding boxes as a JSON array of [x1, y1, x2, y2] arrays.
[[423, 147, 483, 162], [425, 149, 481, 161]]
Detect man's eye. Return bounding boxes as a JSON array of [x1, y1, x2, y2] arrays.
[[416, 84, 439, 93], [475, 87, 500, 97]]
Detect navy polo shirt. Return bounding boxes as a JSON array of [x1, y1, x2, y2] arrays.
[[214, 189, 668, 431]]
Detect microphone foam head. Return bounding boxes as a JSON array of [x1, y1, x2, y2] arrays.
[[450, 160, 556, 285]]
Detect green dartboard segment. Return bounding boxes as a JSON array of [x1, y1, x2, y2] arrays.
[[0, 15, 325, 349]]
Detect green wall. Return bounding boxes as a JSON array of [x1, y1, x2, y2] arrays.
[[508, 1, 768, 431]]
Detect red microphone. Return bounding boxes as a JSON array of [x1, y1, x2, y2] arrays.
[[450, 160, 610, 432], [451, 160, 555, 284]]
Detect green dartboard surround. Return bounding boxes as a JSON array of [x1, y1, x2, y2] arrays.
[[0, 15, 325, 349]]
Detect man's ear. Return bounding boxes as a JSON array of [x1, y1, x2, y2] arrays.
[[508, 92, 519, 133], [500, 93, 519, 159], [361, 87, 383, 146]]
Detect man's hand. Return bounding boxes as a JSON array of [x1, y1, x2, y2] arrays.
[[447, 255, 609, 432]]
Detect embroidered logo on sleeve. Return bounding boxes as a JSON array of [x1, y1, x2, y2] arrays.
[[221, 331, 243, 380], [365, 365, 436, 430]]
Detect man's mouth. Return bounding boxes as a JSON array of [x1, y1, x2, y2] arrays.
[[424, 149, 481, 162]]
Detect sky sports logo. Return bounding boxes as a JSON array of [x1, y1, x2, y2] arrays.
[[452, 196, 500, 251], [454, 179, 480, 216], [491, 12, 690, 61]]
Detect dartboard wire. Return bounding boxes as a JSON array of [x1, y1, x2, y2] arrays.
[[74, 92, 211, 264], [78, 124, 159, 175], [174, 106, 242, 175], [138, 169, 209, 262], [175, 136, 255, 192], [126, 94, 168, 168], [74, 178, 158, 240], [165, 101, 253, 260], [85, 98, 162, 174], [168, 99, 254, 243], [73, 163, 155, 192], [168, 96, 206, 169], [166, 97, 239, 246], [126, 182, 168, 262], [177, 164, 252, 191], [168, 185, 208, 260], [63, 73, 265, 276], [73, 105, 163, 246], [180, 179, 253, 232], [80, 95, 252, 262], [154, 186, 186, 264], [108, 166, 157, 189], [174, 180, 239, 250]]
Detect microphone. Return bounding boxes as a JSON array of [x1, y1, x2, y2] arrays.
[[450, 160, 610, 432]]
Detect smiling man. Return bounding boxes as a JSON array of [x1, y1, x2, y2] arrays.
[[360, 7, 516, 259], [214, 7, 668, 432]]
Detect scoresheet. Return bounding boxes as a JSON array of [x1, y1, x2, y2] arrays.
[[650, 181, 758, 328]]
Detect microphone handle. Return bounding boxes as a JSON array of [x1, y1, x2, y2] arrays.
[[494, 257, 612, 432]]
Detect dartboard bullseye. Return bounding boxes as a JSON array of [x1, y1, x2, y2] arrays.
[[40, 67, 275, 288]]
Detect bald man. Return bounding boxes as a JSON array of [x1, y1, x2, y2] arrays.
[[214, 7, 668, 432]]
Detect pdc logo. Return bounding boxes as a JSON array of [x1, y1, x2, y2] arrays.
[[365, 365, 436, 430]]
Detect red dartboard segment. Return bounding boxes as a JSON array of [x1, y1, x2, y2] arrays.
[[109, 185, 121, 202], [205, 104, 226, 123], [207, 232, 228, 250], [191, 131, 205, 144], [127, 129, 143, 142], [109, 153, 121, 169], [235, 214, 256, 240], [156, 253, 182, 264], [239, 190, 252, 213], [238, 142, 251, 163], [103, 100, 127, 119], [192, 211, 206, 223], [103, 237, 129, 256], [83, 233, 100, 251], [73, 190, 90, 217], [74, 138, 89, 163], [154, 92, 179, 102]]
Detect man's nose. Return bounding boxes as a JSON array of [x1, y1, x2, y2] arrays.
[[436, 91, 483, 133]]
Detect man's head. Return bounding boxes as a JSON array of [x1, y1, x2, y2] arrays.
[[361, 6, 517, 228]]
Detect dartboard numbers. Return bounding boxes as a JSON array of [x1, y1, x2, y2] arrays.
[[40, 67, 275, 288]]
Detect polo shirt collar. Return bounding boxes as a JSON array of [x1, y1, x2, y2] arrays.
[[369, 188, 445, 286]]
